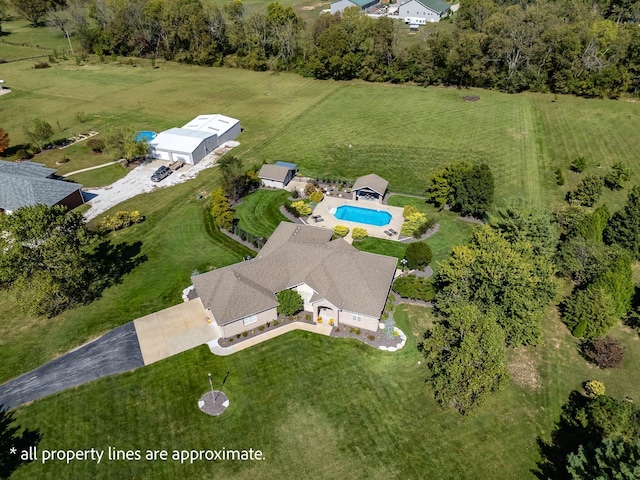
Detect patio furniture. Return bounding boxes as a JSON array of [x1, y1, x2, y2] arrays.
[[388, 228, 398, 235], [384, 230, 393, 236], [315, 216, 324, 223]]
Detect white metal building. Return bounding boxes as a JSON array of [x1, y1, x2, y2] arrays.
[[182, 114, 241, 146], [148, 114, 241, 165], [398, 0, 451, 22]]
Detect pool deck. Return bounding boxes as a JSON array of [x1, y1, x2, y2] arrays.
[[308, 196, 405, 242]]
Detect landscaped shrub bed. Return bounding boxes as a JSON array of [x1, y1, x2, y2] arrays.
[[95, 211, 144, 233], [285, 200, 311, 217], [392, 275, 435, 302], [333, 225, 349, 237]]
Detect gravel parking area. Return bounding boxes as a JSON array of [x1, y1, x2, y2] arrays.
[[83, 141, 238, 221]]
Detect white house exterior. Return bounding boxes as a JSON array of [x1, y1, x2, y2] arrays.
[[398, 0, 451, 22], [149, 114, 241, 165]]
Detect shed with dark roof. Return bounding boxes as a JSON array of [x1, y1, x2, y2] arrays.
[[258, 162, 297, 189]]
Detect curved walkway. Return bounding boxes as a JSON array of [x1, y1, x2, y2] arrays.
[[65, 160, 122, 177], [208, 322, 333, 356], [0, 323, 143, 409]]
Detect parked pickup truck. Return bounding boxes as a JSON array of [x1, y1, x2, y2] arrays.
[[151, 165, 172, 182]]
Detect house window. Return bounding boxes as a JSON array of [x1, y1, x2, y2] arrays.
[[352, 314, 362, 323], [243, 315, 257, 325]]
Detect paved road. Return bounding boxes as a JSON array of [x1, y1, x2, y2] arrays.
[[0, 322, 144, 409]]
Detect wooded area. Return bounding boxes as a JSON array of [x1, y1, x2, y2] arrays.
[[5, 0, 640, 97]]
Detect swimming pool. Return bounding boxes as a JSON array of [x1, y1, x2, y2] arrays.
[[333, 205, 392, 227], [136, 131, 157, 142]]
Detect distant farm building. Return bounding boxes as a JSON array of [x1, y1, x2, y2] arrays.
[[0, 161, 84, 214], [149, 114, 240, 165], [398, 0, 451, 22], [330, 0, 380, 14], [258, 161, 298, 189]]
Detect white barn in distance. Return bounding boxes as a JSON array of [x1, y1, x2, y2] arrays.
[[398, 0, 451, 22], [149, 114, 241, 165]]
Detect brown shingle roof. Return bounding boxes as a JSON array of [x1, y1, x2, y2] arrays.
[[352, 173, 389, 196], [258, 164, 291, 183], [192, 222, 397, 325]]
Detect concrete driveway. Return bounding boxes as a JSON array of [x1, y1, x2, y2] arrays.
[[134, 298, 221, 365], [0, 323, 143, 409]]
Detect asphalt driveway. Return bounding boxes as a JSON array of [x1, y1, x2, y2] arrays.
[[0, 322, 144, 409]]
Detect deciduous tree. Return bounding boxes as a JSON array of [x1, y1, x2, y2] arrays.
[[604, 162, 631, 190], [437, 225, 555, 346], [104, 126, 147, 161], [421, 302, 508, 414], [566, 175, 604, 207], [10, 0, 63, 27], [0, 205, 106, 317], [276, 289, 302, 315], [23, 118, 53, 151], [218, 156, 258, 203]]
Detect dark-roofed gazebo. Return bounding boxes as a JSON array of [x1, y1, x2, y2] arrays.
[[352, 173, 389, 204]]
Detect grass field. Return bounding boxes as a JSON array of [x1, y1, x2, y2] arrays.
[[2, 46, 640, 480]]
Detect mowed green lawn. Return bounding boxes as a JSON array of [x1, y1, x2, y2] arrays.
[[0, 167, 254, 384], [9, 304, 640, 479], [1, 58, 639, 206], [2, 56, 640, 479], [234, 189, 291, 238]]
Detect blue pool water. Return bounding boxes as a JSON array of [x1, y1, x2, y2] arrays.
[[136, 131, 157, 142], [334, 205, 392, 227]]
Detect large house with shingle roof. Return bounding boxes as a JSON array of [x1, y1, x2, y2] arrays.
[[0, 160, 84, 214], [192, 222, 397, 337]]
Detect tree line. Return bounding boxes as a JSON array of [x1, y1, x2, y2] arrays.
[[7, 0, 640, 97]]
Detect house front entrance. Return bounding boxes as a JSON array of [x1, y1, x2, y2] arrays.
[[317, 306, 337, 327]]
